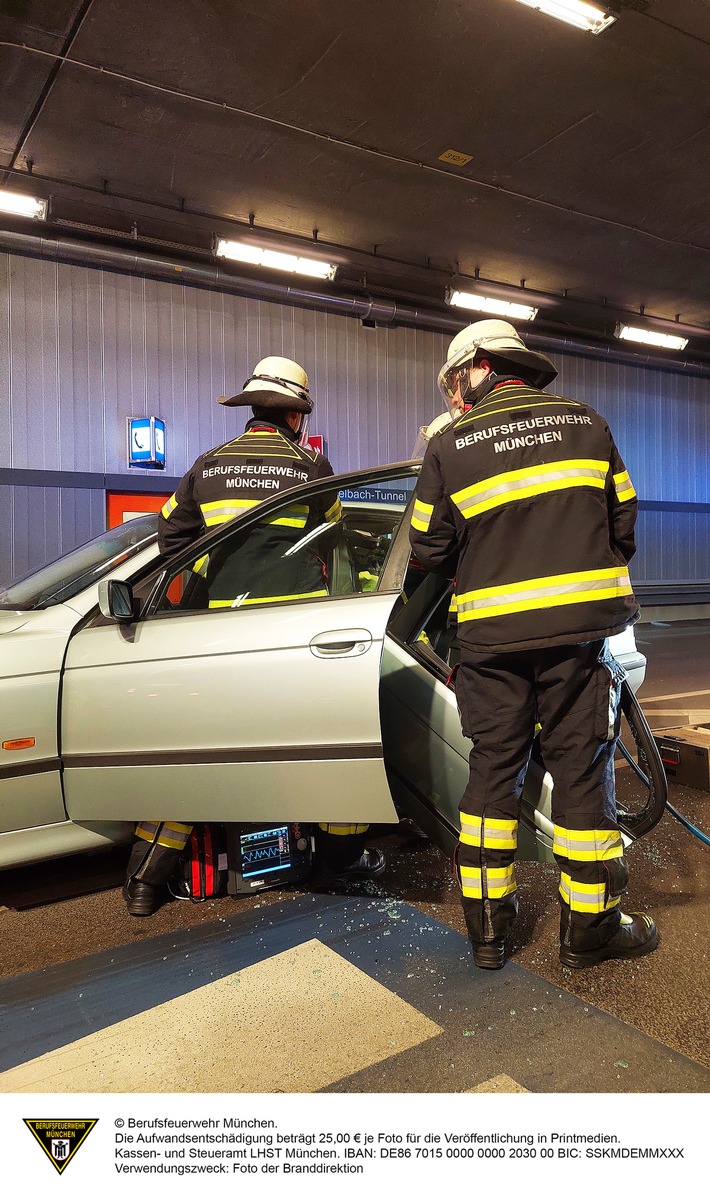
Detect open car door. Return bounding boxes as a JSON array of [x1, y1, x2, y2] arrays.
[[60, 467, 419, 826]]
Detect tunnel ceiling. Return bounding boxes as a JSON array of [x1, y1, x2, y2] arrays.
[[2, 0, 710, 346]]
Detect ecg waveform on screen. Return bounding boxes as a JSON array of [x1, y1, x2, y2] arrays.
[[241, 828, 291, 877], [243, 842, 283, 865]]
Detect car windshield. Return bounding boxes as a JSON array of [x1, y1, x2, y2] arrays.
[[0, 515, 159, 610]]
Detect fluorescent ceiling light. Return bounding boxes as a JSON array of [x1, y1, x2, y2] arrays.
[[449, 290, 538, 321], [0, 189, 47, 219], [215, 238, 337, 280], [616, 324, 689, 352], [515, 1, 617, 34]]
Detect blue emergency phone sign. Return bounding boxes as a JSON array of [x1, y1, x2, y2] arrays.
[[127, 417, 166, 469]]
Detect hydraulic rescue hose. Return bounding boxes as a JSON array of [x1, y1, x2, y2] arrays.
[[617, 682, 710, 848]]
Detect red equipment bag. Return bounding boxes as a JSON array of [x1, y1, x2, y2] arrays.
[[172, 824, 228, 902]]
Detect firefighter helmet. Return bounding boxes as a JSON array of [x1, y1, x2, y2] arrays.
[[437, 319, 557, 406], [217, 356, 313, 412], [411, 410, 454, 459]]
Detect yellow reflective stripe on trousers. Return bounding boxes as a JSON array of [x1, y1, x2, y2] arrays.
[[456, 567, 633, 623], [559, 873, 620, 913], [451, 459, 609, 520], [552, 825, 624, 862], [161, 493, 178, 519], [208, 589, 328, 608], [613, 470, 636, 502], [411, 499, 434, 533], [318, 824, 369, 835], [460, 813, 518, 850], [135, 821, 192, 850], [460, 864, 516, 899]]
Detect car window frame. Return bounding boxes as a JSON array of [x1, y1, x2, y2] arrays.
[[138, 461, 422, 621], [386, 572, 456, 684]]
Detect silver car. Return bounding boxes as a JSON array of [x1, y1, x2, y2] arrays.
[[0, 462, 664, 872]]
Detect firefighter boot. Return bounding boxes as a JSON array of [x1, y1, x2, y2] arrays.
[[331, 848, 386, 890], [560, 912, 659, 970], [463, 893, 517, 970], [470, 938, 506, 970], [313, 826, 386, 892], [123, 839, 183, 917]]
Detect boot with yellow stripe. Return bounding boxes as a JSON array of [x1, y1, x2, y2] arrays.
[[560, 911, 659, 970]]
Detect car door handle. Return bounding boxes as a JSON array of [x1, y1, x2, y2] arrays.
[[310, 629, 373, 658]]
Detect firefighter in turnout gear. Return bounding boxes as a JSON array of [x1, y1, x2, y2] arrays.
[[123, 356, 385, 916], [409, 320, 658, 970]]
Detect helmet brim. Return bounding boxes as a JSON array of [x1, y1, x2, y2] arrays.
[[216, 388, 313, 413], [492, 347, 558, 390]]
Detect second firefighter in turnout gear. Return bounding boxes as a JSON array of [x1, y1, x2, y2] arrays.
[[123, 356, 384, 916], [409, 319, 658, 970]]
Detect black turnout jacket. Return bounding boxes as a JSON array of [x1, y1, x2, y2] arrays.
[[159, 416, 340, 606], [409, 379, 639, 652]]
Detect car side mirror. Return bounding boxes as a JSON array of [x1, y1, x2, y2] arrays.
[[98, 579, 137, 624]]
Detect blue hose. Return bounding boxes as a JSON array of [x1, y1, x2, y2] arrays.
[[664, 801, 710, 848]]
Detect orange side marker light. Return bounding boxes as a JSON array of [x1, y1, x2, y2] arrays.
[[3, 738, 36, 750]]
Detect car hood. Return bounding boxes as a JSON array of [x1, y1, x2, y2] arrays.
[[0, 611, 33, 635]]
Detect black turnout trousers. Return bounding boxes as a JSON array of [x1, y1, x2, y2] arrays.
[[454, 640, 628, 947]]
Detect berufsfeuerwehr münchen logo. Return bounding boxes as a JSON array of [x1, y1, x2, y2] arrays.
[[23, 1118, 98, 1174]]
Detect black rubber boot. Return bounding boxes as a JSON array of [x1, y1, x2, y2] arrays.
[[560, 912, 659, 970], [123, 839, 183, 917], [471, 938, 506, 970], [123, 878, 161, 917], [313, 848, 386, 893], [331, 848, 386, 890]]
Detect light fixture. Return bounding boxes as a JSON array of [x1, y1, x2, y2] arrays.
[[515, 1, 618, 35], [0, 189, 47, 220], [615, 324, 689, 352], [448, 290, 538, 321], [215, 238, 337, 280]]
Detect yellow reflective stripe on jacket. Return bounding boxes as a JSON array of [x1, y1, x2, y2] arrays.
[[267, 504, 310, 529], [318, 823, 369, 836], [456, 567, 633, 624], [200, 499, 311, 529], [208, 589, 328, 608], [451, 459, 609, 520], [200, 499, 258, 526], [161, 493, 178, 519], [460, 864, 516, 899], [214, 431, 303, 460], [135, 821, 192, 850], [325, 497, 343, 523], [454, 396, 583, 430], [191, 554, 209, 578], [559, 873, 620, 914], [411, 499, 434, 533], [613, 470, 636, 502], [552, 825, 624, 862], [460, 814, 518, 850]]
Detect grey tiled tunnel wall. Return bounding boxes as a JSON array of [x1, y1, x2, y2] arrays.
[[1, 251, 710, 583]]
